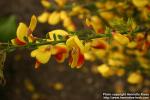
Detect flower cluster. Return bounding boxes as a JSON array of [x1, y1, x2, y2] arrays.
[[38, 0, 76, 31], [7, 0, 150, 85], [11, 16, 85, 69]]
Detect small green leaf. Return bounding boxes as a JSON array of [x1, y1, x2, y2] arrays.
[[58, 35, 63, 40], [53, 33, 57, 41], [23, 36, 29, 43]]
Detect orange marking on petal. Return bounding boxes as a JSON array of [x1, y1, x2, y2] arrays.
[[55, 53, 63, 62], [55, 46, 67, 54], [54, 46, 67, 62], [77, 51, 84, 68], [91, 43, 106, 49], [97, 28, 104, 34], [145, 41, 150, 48], [15, 38, 26, 45]]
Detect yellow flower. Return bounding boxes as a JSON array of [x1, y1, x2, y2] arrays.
[[11, 15, 37, 45], [113, 33, 129, 45], [60, 11, 68, 20], [66, 36, 85, 68], [132, 0, 148, 7], [41, 0, 51, 8], [31, 45, 52, 69], [55, 0, 67, 7], [48, 11, 60, 25], [105, 1, 116, 10], [127, 72, 143, 84], [38, 11, 49, 23], [85, 16, 103, 33], [31, 29, 69, 68], [52, 44, 68, 63], [91, 39, 108, 50], [60, 11, 76, 31], [48, 29, 69, 41], [31, 44, 68, 69], [97, 64, 114, 77], [100, 11, 114, 20], [108, 52, 125, 67], [70, 5, 89, 16], [127, 41, 137, 48], [95, 2, 104, 9]]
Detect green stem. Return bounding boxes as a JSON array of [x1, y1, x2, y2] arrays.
[[4, 33, 112, 52]]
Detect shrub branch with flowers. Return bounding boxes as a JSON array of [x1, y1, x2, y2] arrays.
[[0, 0, 150, 85]]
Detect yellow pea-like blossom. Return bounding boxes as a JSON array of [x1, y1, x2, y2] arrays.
[[31, 45, 52, 68], [48, 29, 69, 41], [113, 33, 129, 45], [38, 12, 49, 23], [97, 64, 114, 77], [127, 41, 137, 49], [55, 0, 67, 7], [66, 36, 85, 68], [127, 72, 143, 84], [49, 30, 68, 62], [105, 1, 116, 10], [132, 0, 148, 7], [31, 44, 68, 69], [41, 0, 51, 8], [60, 11, 68, 20], [31, 29, 69, 69], [100, 11, 114, 20], [52, 44, 68, 63], [86, 16, 103, 33], [11, 15, 37, 45], [60, 11, 76, 31], [48, 11, 60, 25]]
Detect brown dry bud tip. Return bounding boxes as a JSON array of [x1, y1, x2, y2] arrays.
[[35, 61, 41, 69]]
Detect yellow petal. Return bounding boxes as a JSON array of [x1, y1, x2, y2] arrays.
[[63, 18, 72, 27], [113, 33, 129, 45], [55, 0, 66, 7], [73, 36, 84, 52], [127, 41, 137, 48], [132, 0, 148, 7], [38, 12, 49, 23], [85, 18, 91, 27], [31, 50, 38, 57], [36, 51, 51, 64], [17, 22, 28, 42], [60, 11, 68, 20], [49, 29, 68, 41], [97, 64, 114, 77], [100, 12, 114, 20], [66, 36, 76, 48], [70, 48, 79, 68], [66, 25, 76, 32], [29, 15, 37, 31], [48, 11, 60, 25], [91, 16, 101, 24], [31, 46, 51, 64], [41, 0, 51, 8], [127, 72, 143, 84]]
